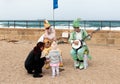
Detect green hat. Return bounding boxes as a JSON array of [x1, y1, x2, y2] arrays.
[[73, 18, 80, 28]]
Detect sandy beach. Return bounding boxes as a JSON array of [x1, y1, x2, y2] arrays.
[[0, 40, 120, 84]]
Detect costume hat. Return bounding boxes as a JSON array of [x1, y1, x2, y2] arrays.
[[73, 18, 80, 28], [44, 20, 51, 29]]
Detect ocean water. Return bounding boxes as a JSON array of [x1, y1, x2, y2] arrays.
[[0, 20, 120, 30]]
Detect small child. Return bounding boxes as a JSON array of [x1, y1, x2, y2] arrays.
[[46, 41, 62, 78]]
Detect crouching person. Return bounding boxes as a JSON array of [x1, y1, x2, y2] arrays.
[[24, 42, 46, 78]]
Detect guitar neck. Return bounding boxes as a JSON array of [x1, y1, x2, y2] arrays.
[[81, 28, 100, 41], [81, 34, 90, 42]]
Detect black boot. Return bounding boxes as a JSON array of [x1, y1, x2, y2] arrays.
[[39, 69, 42, 73], [33, 74, 43, 78], [27, 70, 34, 74]]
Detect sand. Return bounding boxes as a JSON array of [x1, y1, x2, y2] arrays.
[[0, 40, 120, 84]]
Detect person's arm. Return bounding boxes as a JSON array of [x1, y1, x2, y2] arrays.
[[34, 52, 41, 65], [46, 54, 50, 60], [45, 51, 52, 62], [52, 28, 56, 40], [37, 34, 44, 42], [82, 29, 91, 40], [68, 32, 75, 44]]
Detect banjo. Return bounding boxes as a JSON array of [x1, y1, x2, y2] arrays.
[[72, 28, 100, 49]]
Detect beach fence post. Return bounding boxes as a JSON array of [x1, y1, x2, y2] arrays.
[[100, 21, 102, 29], [38, 20, 41, 28], [8, 21, 10, 28], [26, 21, 28, 28], [68, 21, 70, 29], [84, 21, 86, 29], [109, 21, 111, 30]]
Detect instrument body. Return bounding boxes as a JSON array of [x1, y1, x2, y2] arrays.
[[72, 28, 100, 50], [72, 40, 83, 49], [43, 38, 53, 48]]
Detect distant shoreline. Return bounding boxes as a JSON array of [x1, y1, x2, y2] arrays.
[[1, 20, 120, 30]]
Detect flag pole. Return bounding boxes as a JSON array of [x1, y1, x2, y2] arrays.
[[53, 9, 55, 28], [53, 0, 58, 29], [53, 0, 54, 29], [53, 8, 54, 20]]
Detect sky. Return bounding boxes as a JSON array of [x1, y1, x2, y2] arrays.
[[0, 0, 120, 20]]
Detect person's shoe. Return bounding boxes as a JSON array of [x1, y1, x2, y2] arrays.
[[27, 71, 33, 74], [52, 75, 55, 78], [79, 62, 84, 70], [39, 69, 42, 73], [74, 61, 79, 68], [57, 74, 59, 77], [59, 68, 65, 72], [33, 74, 43, 78]]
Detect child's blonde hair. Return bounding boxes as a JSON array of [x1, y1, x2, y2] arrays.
[[51, 41, 58, 50]]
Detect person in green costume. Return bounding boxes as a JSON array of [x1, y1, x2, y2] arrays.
[[69, 18, 92, 69]]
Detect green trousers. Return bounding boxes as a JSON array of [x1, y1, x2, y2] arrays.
[[70, 45, 91, 61]]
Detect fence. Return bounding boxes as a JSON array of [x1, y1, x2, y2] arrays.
[[0, 20, 120, 30]]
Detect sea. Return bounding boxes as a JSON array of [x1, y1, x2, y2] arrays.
[[0, 20, 120, 30]]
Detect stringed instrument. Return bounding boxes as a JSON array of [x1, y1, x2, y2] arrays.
[[72, 28, 100, 49], [43, 38, 53, 48]]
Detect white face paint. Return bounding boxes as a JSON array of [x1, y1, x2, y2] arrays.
[[44, 28, 56, 40]]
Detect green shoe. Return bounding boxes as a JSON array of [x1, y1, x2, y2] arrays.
[[74, 61, 79, 68], [79, 62, 84, 70]]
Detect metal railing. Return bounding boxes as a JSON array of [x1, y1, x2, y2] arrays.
[[0, 20, 120, 30]]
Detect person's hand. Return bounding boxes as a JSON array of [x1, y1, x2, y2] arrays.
[[73, 40, 79, 45], [45, 59, 50, 63], [88, 34, 92, 38]]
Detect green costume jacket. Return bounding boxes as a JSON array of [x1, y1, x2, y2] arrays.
[[69, 29, 92, 60], [69, 29, 90, 42]]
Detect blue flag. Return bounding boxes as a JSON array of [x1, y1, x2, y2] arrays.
[[53, 0, 58, 9]]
